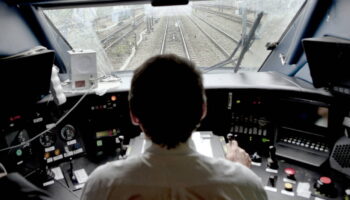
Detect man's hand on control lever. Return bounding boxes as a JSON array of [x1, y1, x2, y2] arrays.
[[226, 140, 252, 168]]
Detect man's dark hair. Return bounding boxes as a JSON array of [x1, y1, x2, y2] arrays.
[[129, 54, 205, 149]]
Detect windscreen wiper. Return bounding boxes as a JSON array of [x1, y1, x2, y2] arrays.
[[234, 12, 263, 73], [203, 12, 263, 73]]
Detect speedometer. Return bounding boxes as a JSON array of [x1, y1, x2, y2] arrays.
[[60, 124, 76, 141], [39, 132, 56, 147]]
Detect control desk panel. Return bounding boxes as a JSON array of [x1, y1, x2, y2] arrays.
[[128, 131, 350, 200], [0, 89, 349, 200]]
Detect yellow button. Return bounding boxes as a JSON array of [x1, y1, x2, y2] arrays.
[[284, 183, 293, 191], [44, 152, 50, 159], [54, 149, 61, 156]]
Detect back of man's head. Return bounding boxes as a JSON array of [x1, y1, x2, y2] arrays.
[[129, 54, 205, 149]]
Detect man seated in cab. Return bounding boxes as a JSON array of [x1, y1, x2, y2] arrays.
[[81, 54, 267, 200]]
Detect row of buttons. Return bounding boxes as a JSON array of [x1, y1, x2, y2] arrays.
[[44, 142, 83, 163], [91, 103, 117, 110], [333, 86, 350, 95], [232, 114, 268, 126], [231, 125, 267, 136], [281, 137, 329, 152]]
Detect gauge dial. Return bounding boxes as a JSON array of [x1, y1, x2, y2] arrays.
[[60, 124, 76, 141], [39, 132, 56, 147]]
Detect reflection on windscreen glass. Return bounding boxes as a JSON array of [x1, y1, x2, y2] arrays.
[[44, 0, 305, 75]]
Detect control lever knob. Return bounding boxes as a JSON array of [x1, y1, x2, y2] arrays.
[[227, 133, 238, 142], [117, 135, 126, 157], [268, 145, 277, 160], [268, 175, 276, 187], [69, 157, 76, 182], [38, 165, 55, 183], [118, 135, 125, 144], [227, 133, 233, 141], [45, 165, 55, 179], [251, 152, 262, 163], [267, 146, 279, 170]]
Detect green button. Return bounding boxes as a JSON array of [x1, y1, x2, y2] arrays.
[[262, 138, 270, 143], [16, 149, 23, 156], [96, 140, 103, 147]]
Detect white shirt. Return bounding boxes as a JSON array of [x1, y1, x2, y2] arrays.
[[81, 143, 267, 200]]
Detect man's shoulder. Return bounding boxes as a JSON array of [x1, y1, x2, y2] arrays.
[[89, 156, 141, 179], [198, 155, 261, 183]]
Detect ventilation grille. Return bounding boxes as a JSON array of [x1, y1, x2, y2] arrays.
[[332, 144, 350, 168]]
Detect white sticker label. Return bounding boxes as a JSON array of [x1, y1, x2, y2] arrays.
[[67, 139, 77, 145], [266, 168, 278, 173], [252, 162, 262, 167], [47, 158, 53, 163], [33, 117, 43, 124], [315, 197, 326, 200], [74, 169, 89, 184], [264, 186, 277, 192], [51, 167, 64, 180], [45, 146, 55, 152], [53, 154, 63, 161], [73, 148, 83, 155], [75, 183, 85, 190], [283, 177, 296, 184], [43, 180, 54, 187], [281, 190, 295, 196], [297, 182, 311, 198], [64, 151, 74, 157]]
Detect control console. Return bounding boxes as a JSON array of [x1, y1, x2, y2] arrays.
[[127, 132, 349, 200]]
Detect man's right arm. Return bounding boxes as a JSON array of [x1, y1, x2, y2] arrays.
[[225, 140, 252, 168], [80, 167, 110, 200]]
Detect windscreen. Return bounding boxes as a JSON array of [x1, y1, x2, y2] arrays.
[[44, 0, 305, 76]]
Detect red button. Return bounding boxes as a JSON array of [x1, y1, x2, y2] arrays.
[[284, 168, 296, 175], [320, 176, 332, 184]]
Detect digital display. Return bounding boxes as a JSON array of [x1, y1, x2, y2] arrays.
[[289, 107, 328, 128], [280, 102, 329, 129], [96, 129, 117, 138]]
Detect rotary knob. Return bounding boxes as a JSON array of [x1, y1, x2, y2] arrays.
[[251, 152, 262, 163]]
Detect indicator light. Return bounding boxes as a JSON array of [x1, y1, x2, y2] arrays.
[[97, 140, 103, 147], [44, 152, 50, 159], [54, 149, 61, 156], [16, 149, 23, 156], [262, 138, 270, 143], [111, 95, 117, 101]]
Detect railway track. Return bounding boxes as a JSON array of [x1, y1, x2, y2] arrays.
[[194, 5, 253, 27], [187, 15, 231, 58], [103, 15, 144, 50], [160, 17, 191, 60], [193, 14, 239, 44], [101, 14, 145, 49]]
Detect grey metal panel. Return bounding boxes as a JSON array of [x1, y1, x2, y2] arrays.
[[0, 1, 39, 56]]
